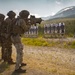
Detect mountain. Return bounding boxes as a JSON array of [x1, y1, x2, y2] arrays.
[[42, 6, 75, 20], [52, 6, 75, 19]]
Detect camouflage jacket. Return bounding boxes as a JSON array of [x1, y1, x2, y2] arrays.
[[3, 18, 16, 37], [12, 17, 31, 35]]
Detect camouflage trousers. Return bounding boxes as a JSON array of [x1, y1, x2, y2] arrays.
[[1, 36, 12, 62], [11, 34, 23, 70]]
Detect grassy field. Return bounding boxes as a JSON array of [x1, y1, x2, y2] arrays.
[[22, 37, 75, 49]]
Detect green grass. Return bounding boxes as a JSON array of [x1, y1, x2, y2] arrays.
[[69, 41, 75, 49], [22, 37, 75, 49], [22, 37, 51, 46]]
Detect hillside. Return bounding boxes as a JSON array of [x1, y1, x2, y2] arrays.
[[53, 6, 75, 19], [42, 6, 75, 20]]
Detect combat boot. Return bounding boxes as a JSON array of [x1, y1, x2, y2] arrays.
[[8, 61, 16, 65], [7, 58, 16, 64], [14, 67, 26, 73], [21, 63, 27, 67]]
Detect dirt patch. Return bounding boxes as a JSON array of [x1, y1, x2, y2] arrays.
[[0, 45, 75, 75]]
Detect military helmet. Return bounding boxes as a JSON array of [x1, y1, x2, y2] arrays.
[[19, 10, 30, 18], [7, 10, 16, 17], [0, 13, 5, 19]]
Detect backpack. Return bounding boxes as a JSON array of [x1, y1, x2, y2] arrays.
[[12, 18, 29, 35]]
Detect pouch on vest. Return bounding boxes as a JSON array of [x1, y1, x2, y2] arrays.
[[12, 19, 27, 35]]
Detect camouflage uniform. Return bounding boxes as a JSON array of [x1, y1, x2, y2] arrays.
[[11, 19, 25, 70], [11, 10, 31, 71], [4, 11, 16, 63], [0, 14, 5, 60], [11, 33, 23, 70]]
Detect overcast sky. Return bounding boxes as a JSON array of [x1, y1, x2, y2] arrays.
[[0, 0, 75, 17]]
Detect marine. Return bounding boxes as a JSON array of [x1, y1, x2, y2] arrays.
[[4, 11, 16, 64], [11, 10, 31, 73], [0, 13, 5, 61]]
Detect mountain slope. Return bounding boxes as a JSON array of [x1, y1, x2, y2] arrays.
[[42, 6, 75, 20], [50, 6, 75, 20]]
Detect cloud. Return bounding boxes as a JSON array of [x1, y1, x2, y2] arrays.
[[55, 1, 61, 5], [30, 13, 41, 18], [50, 12, 55, 16]]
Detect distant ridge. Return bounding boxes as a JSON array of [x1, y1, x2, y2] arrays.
[[41, 6, 75, 20]]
